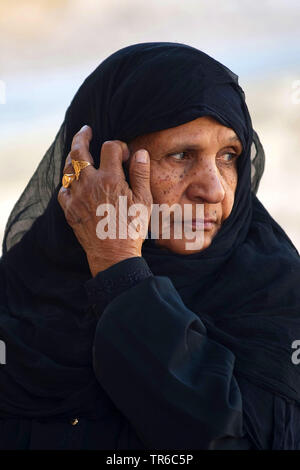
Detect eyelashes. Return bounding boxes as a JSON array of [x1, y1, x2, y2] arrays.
[[168, 152, 190, 161], [218, 152, 239, 164], [167, 151, 240, 164]]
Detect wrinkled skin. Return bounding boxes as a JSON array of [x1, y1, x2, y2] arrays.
[[128, 116, 242, 254], [58, 117, 242, 276]]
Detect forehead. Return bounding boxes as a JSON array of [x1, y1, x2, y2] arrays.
[[132, 116, 241, 149]]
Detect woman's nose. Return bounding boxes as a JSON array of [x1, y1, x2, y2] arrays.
[[185, 162, 225, 203]]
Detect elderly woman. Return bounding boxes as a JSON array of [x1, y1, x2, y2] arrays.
[[0, 42, 300, 450]]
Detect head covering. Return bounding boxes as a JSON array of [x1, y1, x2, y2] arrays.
[[1, 42, 300, 420]]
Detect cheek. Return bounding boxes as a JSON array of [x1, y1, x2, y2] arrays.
[[222, 169, 238, 218], [150, 163, 184, 204]]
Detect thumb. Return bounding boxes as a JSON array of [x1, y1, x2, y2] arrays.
[[129, 149, 152, 203]]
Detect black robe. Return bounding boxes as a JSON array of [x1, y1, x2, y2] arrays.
[[0, 254, 300, 449]]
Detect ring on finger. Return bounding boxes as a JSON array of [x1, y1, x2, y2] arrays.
[[71, 159, 93, 180], [62, 173, 76, 188]]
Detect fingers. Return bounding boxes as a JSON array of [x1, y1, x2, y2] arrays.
[[63, 125, 95, 176], [57, 186, 70, 214], [62, 153, 73, 174], [71, 125, 93, 163], [99, 140, 130, 178], [129, 149, 152, 205]]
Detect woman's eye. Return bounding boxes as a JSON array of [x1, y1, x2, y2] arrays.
[[221, 152, 238, 163], [169, 152, 188, 161], [168, 151, 238, 163]]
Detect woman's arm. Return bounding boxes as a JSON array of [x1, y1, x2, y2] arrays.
[[86, 256, 253, 449]]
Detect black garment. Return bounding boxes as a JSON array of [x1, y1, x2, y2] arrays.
[[0, 257, 300, 449], [0, 42, 300, 449]]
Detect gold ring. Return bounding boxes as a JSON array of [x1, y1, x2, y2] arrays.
[[61, 160, 93, 189], [62, 173, 76, 188], [71, 159, 93, 180]]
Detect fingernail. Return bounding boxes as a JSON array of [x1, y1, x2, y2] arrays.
[[135, 149, 148, 163], [80, 125, 89, 131]]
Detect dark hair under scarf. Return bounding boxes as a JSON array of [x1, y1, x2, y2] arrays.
[[0, 42, 300, 422]]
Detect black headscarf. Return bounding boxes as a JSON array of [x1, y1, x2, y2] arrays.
[[1, 42, 300, 420]]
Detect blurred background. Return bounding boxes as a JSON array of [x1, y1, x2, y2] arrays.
[[0, 0, 299, 253]]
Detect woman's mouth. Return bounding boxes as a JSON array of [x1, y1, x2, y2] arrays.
[[188, 218, 217, 231]]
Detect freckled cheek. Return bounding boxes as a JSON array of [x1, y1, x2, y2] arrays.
[[150, 167, 183, 204]]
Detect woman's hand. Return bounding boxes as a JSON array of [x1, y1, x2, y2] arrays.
[[58, 125, 152, 276]]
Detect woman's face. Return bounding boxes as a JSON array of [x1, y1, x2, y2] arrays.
[[128, 116, 242, 254]]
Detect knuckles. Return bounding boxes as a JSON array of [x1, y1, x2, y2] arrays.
[[102, 140, 122, 153], [101, 140, 129, 161], [132, 166, 150, 181], [69, 147, 82, 161], [99, 171, 120, 191]]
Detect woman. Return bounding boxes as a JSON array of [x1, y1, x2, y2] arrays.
[[0, 42, 300, 450]]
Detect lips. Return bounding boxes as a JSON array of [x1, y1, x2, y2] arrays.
[[192, 217, 217, 224], [167, 215, 218, 232], [189, 218, 217, 231]]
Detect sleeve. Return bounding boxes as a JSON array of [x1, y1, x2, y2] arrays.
[[85, 257, 253, 449]]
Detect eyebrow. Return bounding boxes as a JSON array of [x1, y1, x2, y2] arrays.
[[165, 135, 242, 154]]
